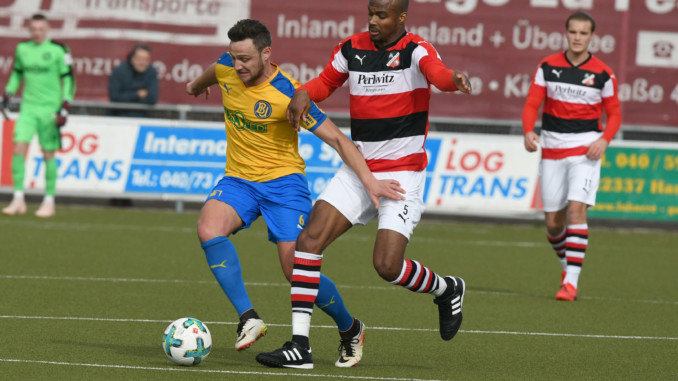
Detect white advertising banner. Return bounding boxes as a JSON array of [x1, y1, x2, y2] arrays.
[[1, 115, 543, 216], [424, 133, 541, 217]]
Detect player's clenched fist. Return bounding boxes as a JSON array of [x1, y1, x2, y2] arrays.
[[524, 131, 539, 152]]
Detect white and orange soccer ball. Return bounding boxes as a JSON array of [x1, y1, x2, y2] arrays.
[[162, 317, 212, 366]]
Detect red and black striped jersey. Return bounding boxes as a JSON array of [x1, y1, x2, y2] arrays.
[[304, 31, 453, 172], [523, 52, 621, 159]]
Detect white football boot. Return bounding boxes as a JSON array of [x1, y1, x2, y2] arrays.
[[235, 318, 267, 351]]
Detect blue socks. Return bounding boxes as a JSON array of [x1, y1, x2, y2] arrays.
[[201, 236, 253, 316], [317, 274, 354, 332], [202, 236, 352, 331]]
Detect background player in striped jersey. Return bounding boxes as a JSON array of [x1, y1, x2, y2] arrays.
[[185, 19, 404, 366], [522, 11, 621, 301], [257, 0, 472, 369], [2, 14, 75, 218]]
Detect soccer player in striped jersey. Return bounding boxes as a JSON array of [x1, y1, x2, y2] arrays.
[[257, 0, 472, 369], [185, 19, 403, 365], [522, 11, 621, 301]]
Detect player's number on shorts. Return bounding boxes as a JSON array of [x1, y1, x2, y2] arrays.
[[583, 178, 593, 191], [398, 205, 409, 224]]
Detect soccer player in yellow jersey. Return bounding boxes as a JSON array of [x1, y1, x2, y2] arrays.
[[185, 19, 404, 366]]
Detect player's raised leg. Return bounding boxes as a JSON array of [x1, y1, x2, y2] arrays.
[[373, 170, 465, 341], [197, 188, 266, 350], [374, 228, 465, 341]]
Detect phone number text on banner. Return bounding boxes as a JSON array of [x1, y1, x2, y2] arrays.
[[590, 144, 678, 221]]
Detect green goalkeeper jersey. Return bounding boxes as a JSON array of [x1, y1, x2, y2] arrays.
[[5, 39, 75, 112]]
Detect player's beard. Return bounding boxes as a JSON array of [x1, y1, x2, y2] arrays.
[[243, 57, 265, 87]]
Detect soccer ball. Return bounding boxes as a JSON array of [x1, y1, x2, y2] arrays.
[[162, 317, 212, 366]]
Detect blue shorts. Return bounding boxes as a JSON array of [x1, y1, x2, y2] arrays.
[[205, 173, 312, 243]]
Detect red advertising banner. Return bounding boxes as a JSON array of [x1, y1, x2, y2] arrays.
[[1, 0, 677, 127]]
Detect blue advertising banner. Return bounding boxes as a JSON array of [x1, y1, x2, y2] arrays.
[[125, 126, 225, 195]]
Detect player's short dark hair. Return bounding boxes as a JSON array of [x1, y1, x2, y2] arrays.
[[395, 0, 409, 13], [228, 19, 272, 52], [566, 11, 595, 33], [31, 13, 47, 22], [127, 43, 152, 62]]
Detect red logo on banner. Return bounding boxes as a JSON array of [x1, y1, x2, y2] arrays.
[[1, 119, 16, 186]]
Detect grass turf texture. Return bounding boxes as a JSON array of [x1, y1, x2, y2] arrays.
[[0, 204, 676, 380]]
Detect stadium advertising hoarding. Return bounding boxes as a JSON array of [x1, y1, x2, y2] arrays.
[[0, 1, 677, 127], [1, 115, 677, 220], [0, 115, 541, 214]]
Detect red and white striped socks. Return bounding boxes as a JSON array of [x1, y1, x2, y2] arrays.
[[389, 259, 447, 297], [546, 228, 568, 271], [290, 251, 322, 347], [563, 224, 588, 288]]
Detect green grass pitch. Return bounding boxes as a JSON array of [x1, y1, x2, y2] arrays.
[[0, 205, 676, 380]]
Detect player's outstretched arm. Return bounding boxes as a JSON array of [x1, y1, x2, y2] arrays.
[[451, 71, 472, 94], [312, 119, 405, 208], [186, 63, 217, 100]]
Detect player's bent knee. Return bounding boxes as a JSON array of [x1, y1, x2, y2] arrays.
[[545, 219, 563, 234], [567, 207, 587, 225], [196, 219, 228, 243], [373, 258, 401, 282], [296, 227, 326, 254]]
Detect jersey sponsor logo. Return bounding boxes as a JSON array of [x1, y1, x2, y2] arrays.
[[551, 69, 562, 79], [387, 52, 400, 68], [357, 73, 395, 85], [355, 54, 367, 65], [582, 73, 596, 86], [253, 100, 272, 119], [225, 108, 268, 133], [23, 65, 50, 73], [552, 84, 587, 97]]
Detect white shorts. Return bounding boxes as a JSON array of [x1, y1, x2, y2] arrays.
[[540, 155, 601, 212], [317, 164, 425, 240]]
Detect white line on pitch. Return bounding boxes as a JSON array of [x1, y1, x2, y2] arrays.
[[0, 219, 541, 247], [0, 315, 675, 341], [2, 274, 676, 306], [0, 358, 440, 381]]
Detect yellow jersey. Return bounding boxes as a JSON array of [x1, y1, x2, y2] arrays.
[[215, 52, 326, 182]]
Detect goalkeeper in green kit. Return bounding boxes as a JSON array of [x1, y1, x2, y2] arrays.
[[2, 14, 75, 218]]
